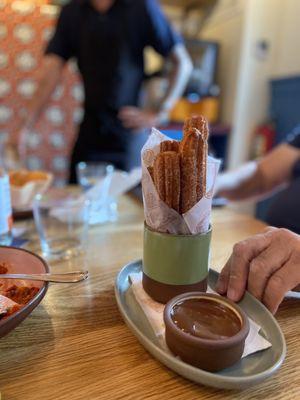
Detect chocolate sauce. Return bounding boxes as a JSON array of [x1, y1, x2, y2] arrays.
[[171, 298, 241, 340]]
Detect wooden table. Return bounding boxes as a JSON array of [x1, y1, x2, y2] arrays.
[[0, 195, 299, 399]]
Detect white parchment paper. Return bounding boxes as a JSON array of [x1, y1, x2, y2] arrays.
[[142, 128, 220, 234]]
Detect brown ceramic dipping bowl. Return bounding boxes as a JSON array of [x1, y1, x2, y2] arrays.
[[164, 293, 250, 372]]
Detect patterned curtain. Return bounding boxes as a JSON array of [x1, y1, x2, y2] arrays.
[[0, 0, 83, 185]]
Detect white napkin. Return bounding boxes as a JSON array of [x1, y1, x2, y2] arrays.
[[84, 167, 142, 225], [49, 168, 142, 224], [285, 291, 300, 299], [108, 167, 142, 197], [129, 273, 271, 358], [85, 167, 142, 201]]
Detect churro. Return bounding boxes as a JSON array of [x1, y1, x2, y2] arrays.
[[182, 116, 208, 202], [151, 115, 209, 214], [180, 128, 199, 213], [160, 140, 179, 153], [153, 151, 180, 212], [183, 115, 209, 140]]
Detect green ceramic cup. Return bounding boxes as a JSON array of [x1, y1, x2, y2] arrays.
[[142, 224, 212, 303]]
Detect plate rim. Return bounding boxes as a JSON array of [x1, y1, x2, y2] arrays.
[[0, 246, 49, 328], [115, 259, 286, 387]]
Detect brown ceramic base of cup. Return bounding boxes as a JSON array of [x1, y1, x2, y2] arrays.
[[142, 272, 207, 304]]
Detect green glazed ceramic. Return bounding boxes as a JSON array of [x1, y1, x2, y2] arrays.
[[143, 224, 212, 285]]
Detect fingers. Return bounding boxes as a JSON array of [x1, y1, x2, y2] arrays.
[[215, 256, 231, 294], [118, 106, 138, 118], [247, 233, 292, 301], [263, 226, 278, 234], [118, 107, 142, 129], [225, 242, 253, 302], [263, 260, 300, 314], [217, 227, 300, 313], [216, 232, 272, 302]]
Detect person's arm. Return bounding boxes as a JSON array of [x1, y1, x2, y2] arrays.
[[216, 227, 300, 314], [156, 43, 193, 122], [119, 0, 192, 130], [119, 44, 192, 129], [215, 143, 300, 201], [19, 55, 64, 133]]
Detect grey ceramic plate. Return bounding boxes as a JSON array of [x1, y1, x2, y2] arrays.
[[115, 260, 286, 390]]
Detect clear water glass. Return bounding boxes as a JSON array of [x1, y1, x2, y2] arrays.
[[33, 189, 90, 261], [76, 162, 117, 224], [76, 162, 114, 191]]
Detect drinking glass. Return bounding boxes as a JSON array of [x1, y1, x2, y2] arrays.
[[76, 162, 114, 191], [33, 189, 90, 260], [76, 162, 117, 224]]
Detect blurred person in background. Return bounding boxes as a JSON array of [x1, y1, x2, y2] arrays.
[[216, 226, 300, 314], [215, 126, 300, 233], [8, 0, 192, 182]]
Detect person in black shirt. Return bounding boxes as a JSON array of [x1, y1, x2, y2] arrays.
[[11, 0, 192, 182], [215, 126, 300, 233]]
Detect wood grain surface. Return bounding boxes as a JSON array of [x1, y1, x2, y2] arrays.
[[0, 195, 299, 400]]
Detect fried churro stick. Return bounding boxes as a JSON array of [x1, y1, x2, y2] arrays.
[[153, 151, 180, 212], [196, 133, 206, 202], [164, 151, 180, 212], [183, 118, 191, 140], [190, 116, 209, 197], [183, 115, 209, 140], [182, 116, 209, 203], [180, 129, 199, 213], [153, 154, 165, 203], [160, 140, 179, 153]]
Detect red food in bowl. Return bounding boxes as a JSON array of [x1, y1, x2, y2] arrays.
[[0, 247, 49, 336]]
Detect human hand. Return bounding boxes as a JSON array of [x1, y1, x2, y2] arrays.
[[216, 227, 300, 314], [118, 107, 160, 131]]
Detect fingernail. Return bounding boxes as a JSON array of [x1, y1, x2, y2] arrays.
[[216, 281, 225, 293], [227, 288, 237, 301]]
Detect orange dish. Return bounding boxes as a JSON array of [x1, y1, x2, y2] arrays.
[[0, 262, 39, 320], [4, 285, 39, 305], [9, 170, 49, 187]]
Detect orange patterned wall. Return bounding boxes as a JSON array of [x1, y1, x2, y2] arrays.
[[0, 0, 82, 185]]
